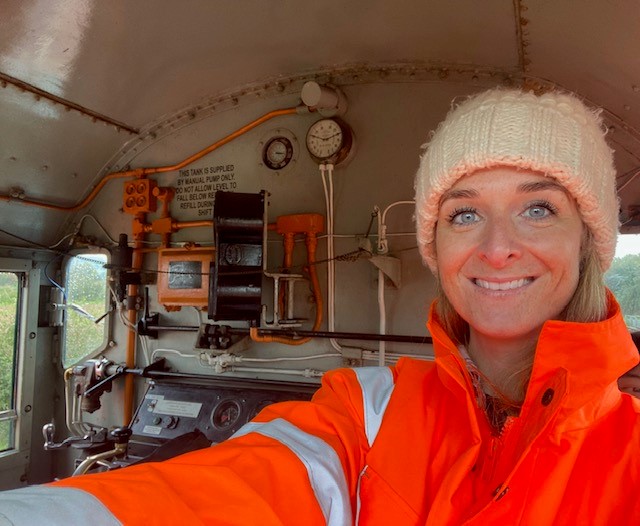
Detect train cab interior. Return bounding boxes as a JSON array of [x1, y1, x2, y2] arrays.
[[1, 1, 640, 489]]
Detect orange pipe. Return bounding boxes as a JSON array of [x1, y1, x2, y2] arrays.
[[173, 220, 214, 230], [0, 170, 142, 212], [124, 215, 145, 425], [0, 108, 299, 212], [140, 219, 214, 235], [145, 108, 298, 175]]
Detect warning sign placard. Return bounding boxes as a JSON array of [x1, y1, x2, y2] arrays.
[[176, 164, 237, 217]]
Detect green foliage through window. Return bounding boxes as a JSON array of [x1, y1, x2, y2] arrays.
[[0, 272, 18, 452], [605, 253, 640, 330], [63, 254, 108, 366]]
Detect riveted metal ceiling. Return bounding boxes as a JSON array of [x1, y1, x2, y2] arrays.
[[0, 0, 639, 246]]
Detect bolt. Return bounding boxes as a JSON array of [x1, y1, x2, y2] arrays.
[[24, 405, 32, 413], [29, 332, 36, 339]]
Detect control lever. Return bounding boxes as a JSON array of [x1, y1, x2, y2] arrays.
[[42, 422, 108, 450], [72, 426, 132, 476]]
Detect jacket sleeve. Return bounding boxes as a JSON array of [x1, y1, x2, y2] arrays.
[[31, 366, 390, 526]]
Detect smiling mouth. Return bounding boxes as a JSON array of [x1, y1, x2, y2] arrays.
[[473, 278, 534, 291]]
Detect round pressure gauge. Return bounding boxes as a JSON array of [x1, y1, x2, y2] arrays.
[[262, 136, 294, 170], [306, 118, 354, 165], [211, 399, 241, 430]]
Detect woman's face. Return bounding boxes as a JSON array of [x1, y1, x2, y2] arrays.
[[435, 167, 584, 344]]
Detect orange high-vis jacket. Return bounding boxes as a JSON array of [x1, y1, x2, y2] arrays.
[[1, 298, 639, 525]]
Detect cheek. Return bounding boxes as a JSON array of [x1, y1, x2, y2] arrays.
[[549, 233, 583, 280], [434, 225, 474, 269]]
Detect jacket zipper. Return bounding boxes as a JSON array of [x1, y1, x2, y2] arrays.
[[355, 465, 369, 525]]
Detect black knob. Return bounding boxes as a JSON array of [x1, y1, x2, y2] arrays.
[[110, 426, 133, 445]]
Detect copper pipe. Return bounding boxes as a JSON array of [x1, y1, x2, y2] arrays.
[[0, 108, 299, 213]]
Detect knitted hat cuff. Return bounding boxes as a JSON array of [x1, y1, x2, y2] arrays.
[[414, 89, 619, 273]]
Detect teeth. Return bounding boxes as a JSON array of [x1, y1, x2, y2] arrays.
[[475, 278, 532, 291]]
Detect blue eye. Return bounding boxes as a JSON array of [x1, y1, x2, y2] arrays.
[[523, 201, 557, 219], [449, 209, 479, 225]]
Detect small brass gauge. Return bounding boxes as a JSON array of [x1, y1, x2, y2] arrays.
[[305, 118, 354, 165], [262, 136, 294, 170]]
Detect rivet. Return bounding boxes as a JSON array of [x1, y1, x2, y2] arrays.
[[633, 85, 640, 92], [624, 104, 631, 110], [29, 332, 36, 339], [24, 405, 32, 413]]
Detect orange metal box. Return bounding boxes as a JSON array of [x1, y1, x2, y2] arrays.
[[157, 247, 215, 309]]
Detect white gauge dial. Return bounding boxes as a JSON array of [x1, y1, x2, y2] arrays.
[[306, 119, 348, 161], [263, 136, 293, 170]]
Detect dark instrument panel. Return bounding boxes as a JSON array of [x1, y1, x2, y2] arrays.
[[127, 377, 318, 461]]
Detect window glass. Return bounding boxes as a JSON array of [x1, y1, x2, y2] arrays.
[[605, 234, 640, 330], [0, 272, 19, 452], [63, 253, 109, 366]]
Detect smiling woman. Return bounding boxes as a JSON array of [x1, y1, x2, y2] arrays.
[[2, 88, 640, 526], [434, 168, 585, 404]]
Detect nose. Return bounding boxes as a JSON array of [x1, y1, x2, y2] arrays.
[[477, 218, 522, 268]]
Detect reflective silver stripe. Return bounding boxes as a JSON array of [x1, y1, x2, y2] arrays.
[[0, 486, 121, 526], [233, 418, 352, 526], [353, 366, 394, 447]]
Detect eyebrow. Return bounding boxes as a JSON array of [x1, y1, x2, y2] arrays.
[[517, 179, 568, 194], [440, 178, 568, 205]]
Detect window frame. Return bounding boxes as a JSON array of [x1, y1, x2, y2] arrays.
[[60, 249, 112, 368], [0, 258, 38, 484]]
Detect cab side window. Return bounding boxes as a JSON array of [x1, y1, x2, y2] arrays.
[[0, 272, 20, 452], [62, 253, 109, 367]]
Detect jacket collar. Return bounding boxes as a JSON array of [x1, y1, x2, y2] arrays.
[[426, 293, 639, 412]]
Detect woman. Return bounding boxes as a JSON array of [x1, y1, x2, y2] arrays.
[[1, 89, 639, 525]]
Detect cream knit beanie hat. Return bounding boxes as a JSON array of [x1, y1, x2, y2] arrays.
[[414, 88, 619, 273]]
